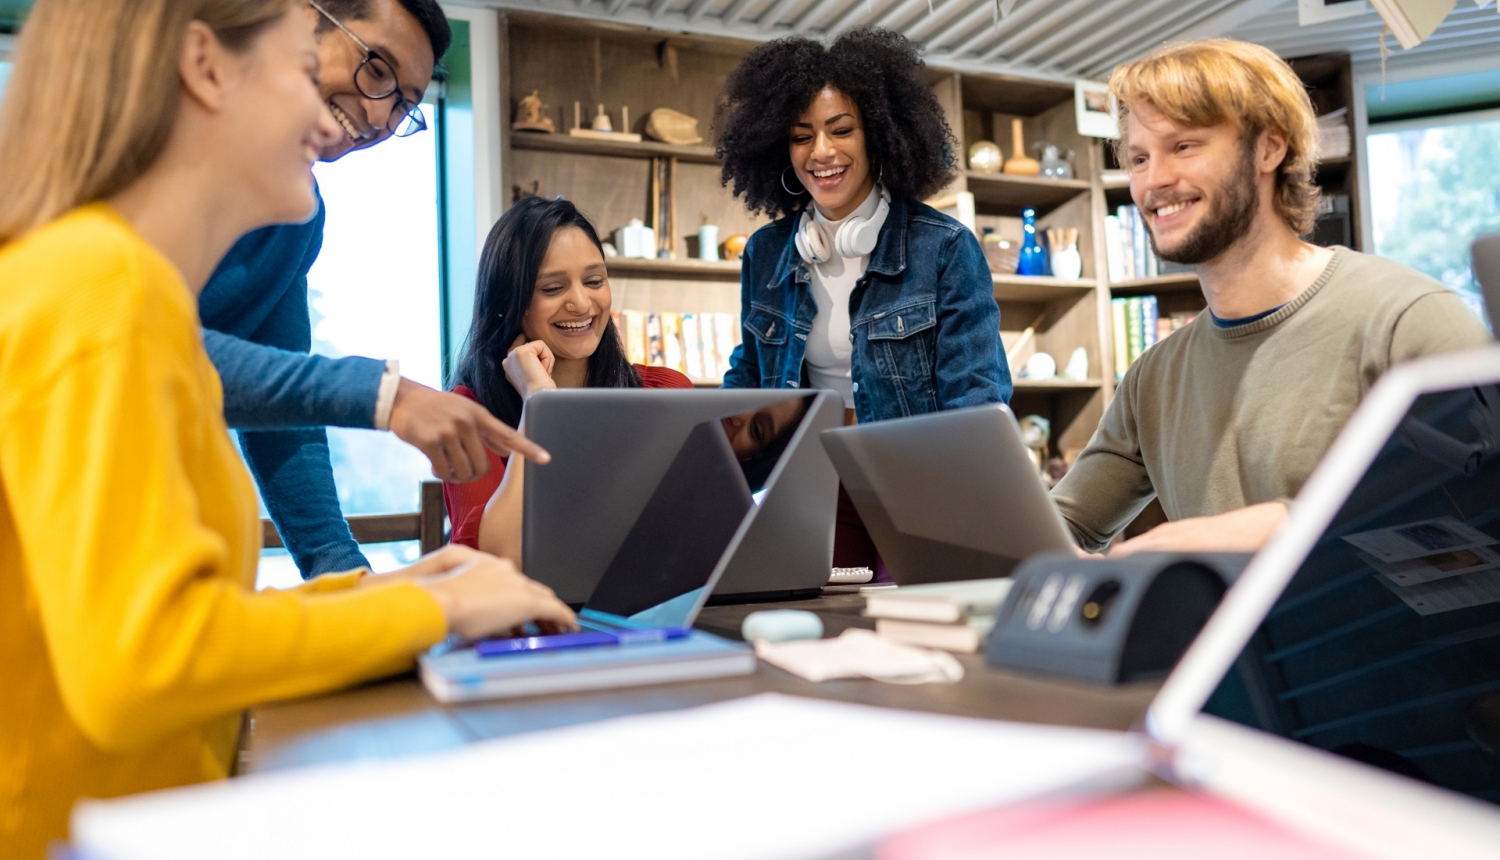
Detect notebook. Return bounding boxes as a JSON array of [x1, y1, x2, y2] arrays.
[[420, 420, 762, 702]]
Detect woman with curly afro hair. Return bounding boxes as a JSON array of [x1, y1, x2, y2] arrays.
[[716, 28, 1012, 575], [717, 28, 1011, 417]]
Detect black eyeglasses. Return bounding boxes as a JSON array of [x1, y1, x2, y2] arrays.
[[308, 0, 427, 138]]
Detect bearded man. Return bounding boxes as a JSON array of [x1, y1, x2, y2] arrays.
[[1051, 39, 1492, 555]]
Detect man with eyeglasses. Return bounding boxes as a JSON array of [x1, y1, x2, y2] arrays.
[[201, 0, 544, 579]]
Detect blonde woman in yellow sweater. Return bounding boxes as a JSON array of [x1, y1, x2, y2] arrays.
[[0, 1, 576, 855]]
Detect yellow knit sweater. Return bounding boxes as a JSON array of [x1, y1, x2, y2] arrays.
[[0, 205, 449, 858]]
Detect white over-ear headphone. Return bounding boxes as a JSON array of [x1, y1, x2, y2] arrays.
[[794, 186, 891, 265]]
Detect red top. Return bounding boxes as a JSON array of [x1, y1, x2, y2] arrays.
[[442, 365, 694, 549]]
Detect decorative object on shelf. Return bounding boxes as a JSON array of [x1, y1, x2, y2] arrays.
[[601, 241, 619, 258], [1017, 414, 1050, 477], [697, 222, 720, 262], [1009, 311, 1047, 358], [967, 140, 1003, 174], [568, 101, 642, 142], [722, 233, 749, 261], [1016, 207, 1048, 276], [1024, 351, 1057, 380], [1062, 346, 1089, 381], [591, 103, 613, 132], [1074, 79, 1118, 139], [645, 107, 704, 145], [511, 180, 543, 203], [980, 228, 1018, 275], [1002, 118, 1040, 176], [1036, 144, 1074, 180], [512, 90, 555, 133], [1046, 227, 1082, 280], [615, 219, 655, 259]]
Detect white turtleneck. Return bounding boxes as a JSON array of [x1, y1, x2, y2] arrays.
[[804, 186, 881, 407]]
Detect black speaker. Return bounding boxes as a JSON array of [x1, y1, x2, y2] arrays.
[[986, 552, 1250, 684]]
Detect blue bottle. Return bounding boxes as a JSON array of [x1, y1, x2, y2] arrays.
[[1017, 206, 1048, 276]]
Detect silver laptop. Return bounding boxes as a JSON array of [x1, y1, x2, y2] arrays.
[[1473, 231, 1500, 333], [521, 388, 843, 605], [820, 403, 1076, 583]]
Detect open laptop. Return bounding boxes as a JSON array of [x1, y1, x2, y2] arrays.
[[1472, 231, 1500, 332], [1133, 344, 1500, 857], [522, 388, 843, 605], [820, 403, 1076, 583]]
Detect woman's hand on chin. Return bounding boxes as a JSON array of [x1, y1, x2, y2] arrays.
[[503, 336, 558, 400]]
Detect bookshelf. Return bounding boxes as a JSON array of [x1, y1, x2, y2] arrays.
[[494, 12, 1358, 470]]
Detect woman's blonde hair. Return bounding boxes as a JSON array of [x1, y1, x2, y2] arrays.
[[0, 0, 297, 245], [1109, 39, 1320, 236]]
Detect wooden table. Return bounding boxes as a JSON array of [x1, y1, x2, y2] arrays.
[[241, 594, 1159, 775]]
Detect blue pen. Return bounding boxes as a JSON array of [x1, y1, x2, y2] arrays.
[[474, 626, 692, 657]]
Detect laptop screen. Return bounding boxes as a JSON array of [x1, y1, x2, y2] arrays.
[[582, 396, 812, 624], [1203, 383, 1500, 805]]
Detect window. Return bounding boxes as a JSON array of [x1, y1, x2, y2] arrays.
[[256, 103, 445, 589], [1367, 110, 1500, 326]]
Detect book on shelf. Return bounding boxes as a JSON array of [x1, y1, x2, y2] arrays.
[[1106, 204, 1195, 283], [863, 578, 1013, 624], [645, 313, 664, 366], [874, 615, 997, 653], [1112, 294, 1196, 377], [622, 310, 741, 380], [682, 313, 704, 379]]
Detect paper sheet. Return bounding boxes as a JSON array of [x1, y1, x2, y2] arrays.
[[1379, 567, 1500, 616], [1342, 516, 1497, 564], [73, 694, 1142, 860]]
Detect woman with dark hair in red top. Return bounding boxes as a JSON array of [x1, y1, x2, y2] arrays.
[[445, 197, 691, 553]]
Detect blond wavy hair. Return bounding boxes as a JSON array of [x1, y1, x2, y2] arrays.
[[1109, 39, 1320, 236], [0, 0, 296, 245]]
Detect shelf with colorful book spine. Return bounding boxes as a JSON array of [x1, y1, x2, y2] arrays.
[[1102, 202, 1197, 286], [1109, 294, 1198, 379], [613, 309, 741, 387]]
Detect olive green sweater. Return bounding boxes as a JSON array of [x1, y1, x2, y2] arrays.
[[1051, 248, 1493, 551]]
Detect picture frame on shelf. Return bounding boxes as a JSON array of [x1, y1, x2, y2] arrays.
[[1074, 80, 1118, 139]]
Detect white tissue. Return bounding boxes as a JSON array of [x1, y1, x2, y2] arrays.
[[754, 628, 963, 684]]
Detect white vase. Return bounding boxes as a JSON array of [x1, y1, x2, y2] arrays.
[[1050, 247, 1083, 280]]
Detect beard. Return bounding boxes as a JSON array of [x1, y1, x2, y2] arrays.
[[1146, 145, 1258, 265]]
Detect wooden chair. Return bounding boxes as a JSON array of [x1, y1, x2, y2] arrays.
[[261, 480, 447, 556]]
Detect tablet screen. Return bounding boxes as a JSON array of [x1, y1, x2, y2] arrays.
[[1203, 383, 1500, 804]]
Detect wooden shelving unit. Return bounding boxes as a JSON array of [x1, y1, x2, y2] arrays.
[[1109, 272, 1200, 295], [964, 172, 1092, 216], [1013, 378, 1104, 392], [992, 274, 1096, 303], [605, 257, 741, 279], [510, 131, 718, 164], [494, 14, 1357, 466]]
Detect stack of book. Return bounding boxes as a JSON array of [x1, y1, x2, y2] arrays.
[[1103, 205, 1195, 283], [1316, 108, 1351, 161], [1111, 296, 1196, 377], [863, 579, 1012, 653], [613, 310, 741, 383]]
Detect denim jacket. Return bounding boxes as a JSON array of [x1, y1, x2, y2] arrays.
[[723, 195, 1012, 423]]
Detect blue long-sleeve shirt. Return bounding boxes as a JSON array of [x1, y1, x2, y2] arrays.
[[200, 192, 385, 578]]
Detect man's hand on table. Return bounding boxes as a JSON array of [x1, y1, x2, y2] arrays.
[[1107, 501, 1289, 558]]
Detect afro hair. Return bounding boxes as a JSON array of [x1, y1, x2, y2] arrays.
[[714, 28, 957, 221]]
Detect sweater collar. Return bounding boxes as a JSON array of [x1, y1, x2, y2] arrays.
[[1210, 246, 1347, 339]]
